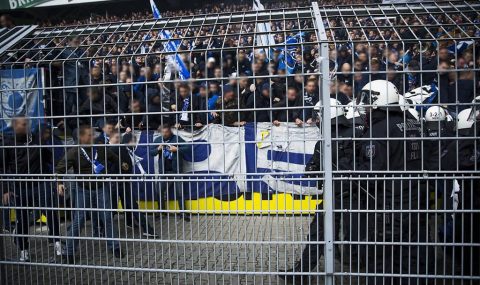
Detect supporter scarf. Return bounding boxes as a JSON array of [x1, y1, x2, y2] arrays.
[[80, 147, 104, 174], [180, 97, 190, 122], [127, 146, 146, 174]]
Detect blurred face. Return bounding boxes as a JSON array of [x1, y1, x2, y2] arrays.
[[154, 64, 161, 74], [87, 89, 100, 100], [161, 127, 172, 139], [109, 133, 120, 144], [358, 53, 367, 63], [80, 128, 94, 145], [239, 78, 248, 88], [131, 100, 141, 112], [439, 48, 449, 61], [199, 87, 207, 97], [103, 124, 114, 136], [287, 89, 297, 101], [0, 15, 12, 28], [13, 118, 28, 135], [306, 81, 316, 94], [209, 84, 219, 94], [119, 71, 127, 82], [91, 66, 101, 77], [69, 37, 80, 48], [438, 62, 450, 75], [341, 63, 351, 74], [179, 86, 189, 98], [214, 68, 222, 78]]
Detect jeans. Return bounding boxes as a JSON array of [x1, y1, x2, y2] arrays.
[[65, 183, 119, 256], [156, 175, 185, 211], [12, 181, 61, 250]]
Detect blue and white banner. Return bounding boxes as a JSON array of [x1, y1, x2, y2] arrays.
[[245, 122, 320, 195], [0, 68, 44, 133], [129, 123, 320, 200]]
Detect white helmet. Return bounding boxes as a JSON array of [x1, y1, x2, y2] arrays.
[[357, 80, 400, 109], [407, 108, 420, 121], [313, 99, 346, 120], [457, 108, 476, 130], [398, 95, 420, 120], [425, 106, 448, 122], [329, 98, 345, 119], [345, 101, 362, 119]]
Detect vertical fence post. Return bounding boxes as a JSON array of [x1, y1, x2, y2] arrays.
[[312, 2, 334, 285]]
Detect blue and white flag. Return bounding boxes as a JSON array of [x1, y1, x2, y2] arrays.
[[276, 33, 303, 74], [0, 68, 44, 133], [448, 40, 474, 55], [252, 0, 275, 57], [149, 0, 161, 19], [159, 30, 190, 80]]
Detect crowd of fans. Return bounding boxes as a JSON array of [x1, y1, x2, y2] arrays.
[[38, 0, 379, 27], [24, 0, 477, 135]]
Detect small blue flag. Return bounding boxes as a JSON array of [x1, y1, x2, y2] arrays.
[[150, 0, 161, 19]]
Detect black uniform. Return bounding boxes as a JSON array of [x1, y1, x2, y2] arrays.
[[340, 108, 430, 284], [441, 127, 480, 277], [296, 115, 364, 272]]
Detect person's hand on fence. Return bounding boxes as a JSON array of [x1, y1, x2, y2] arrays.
[[57, 184, 65, 196], [295, 118, 303, 127], [2, 192, 12, 204]]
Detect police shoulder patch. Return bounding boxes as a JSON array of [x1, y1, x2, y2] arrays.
[[365, 144, 376, 158]]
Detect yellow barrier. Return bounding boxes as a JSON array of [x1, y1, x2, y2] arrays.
[[137, 193, 322, 215], [8, 193, 322, 223]]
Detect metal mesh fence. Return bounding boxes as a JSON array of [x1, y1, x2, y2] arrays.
[[0, 1, 479, 284]]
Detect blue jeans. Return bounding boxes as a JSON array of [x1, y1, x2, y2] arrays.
[[65, 184, 119, 255]]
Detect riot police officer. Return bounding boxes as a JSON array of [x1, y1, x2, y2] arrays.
[[343, 80, 429, 284], [279, 98, 364, 282], [441, 107, 479, 277]]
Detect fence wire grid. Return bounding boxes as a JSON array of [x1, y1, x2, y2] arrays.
[[0, 1, 479, 284]]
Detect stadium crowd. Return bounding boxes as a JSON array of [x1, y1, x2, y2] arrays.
[[0, 0, 479, 280], [38, 0, 379, 27]]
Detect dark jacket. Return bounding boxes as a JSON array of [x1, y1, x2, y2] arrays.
[[149, 134, 189, 174], [192, 94, 209, 126], [253, 93, 272, 123], [1, 133, 52, 192], [79, 94, 118, 115], [55, 146, 119, 190], [239, 88, 255, 122], [214, 98, 241, 126], [273, 96, 303, 122]]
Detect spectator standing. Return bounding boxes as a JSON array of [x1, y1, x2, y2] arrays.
[[1, 117, 63, 262], [56, 126, 123, 263], [149, 125, 190, 222]]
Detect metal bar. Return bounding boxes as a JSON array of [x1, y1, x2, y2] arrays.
[[312, 2, 335, 285]]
